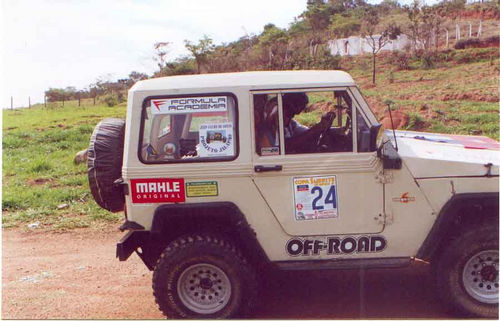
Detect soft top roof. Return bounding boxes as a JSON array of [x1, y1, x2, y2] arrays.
[[131, 70, 355, 93]]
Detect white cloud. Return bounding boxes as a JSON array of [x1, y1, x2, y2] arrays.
[[2, 0, 306, 107]]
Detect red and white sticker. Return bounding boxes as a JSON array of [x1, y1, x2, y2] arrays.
[[130, 178, 185, 203]]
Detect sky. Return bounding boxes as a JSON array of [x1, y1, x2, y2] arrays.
[[1, 0, 435, 108]]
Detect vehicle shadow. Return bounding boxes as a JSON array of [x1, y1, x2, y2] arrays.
[[253, 263, 455, 319]]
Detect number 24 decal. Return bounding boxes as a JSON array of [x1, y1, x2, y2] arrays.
[[311, 186, 337, 210]]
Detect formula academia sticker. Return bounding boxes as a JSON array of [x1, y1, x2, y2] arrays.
[[198, 123, 235, 158], [151, 96, 227, 115], [286, 235, 387, 256], [293, 176, 338, 221], [130, 178, 185, 203]]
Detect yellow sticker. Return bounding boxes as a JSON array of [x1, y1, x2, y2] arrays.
[[186, 181, 218, 197]]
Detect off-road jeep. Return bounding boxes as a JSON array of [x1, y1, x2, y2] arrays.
[[87, 71, 499, 319]]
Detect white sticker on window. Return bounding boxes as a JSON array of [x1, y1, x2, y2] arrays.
[[198, 123, 235, 157], [151, 96, 228, 115], [293, 176, 339, 221]]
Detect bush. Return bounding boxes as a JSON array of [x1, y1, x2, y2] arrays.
[[103, 94, 118, 107], [391, 51, 411, 70], [455, 35, 500, 50]]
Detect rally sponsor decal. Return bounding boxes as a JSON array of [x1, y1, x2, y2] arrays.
[[392, 192, 416, 203], [151, 96, 227, 115], [186, 181, 218, 197], [261, 146, 279, 156], [293, 176, 338, 221], [286, 235, 387, 256], [130, 178, 185, 203], [198, 123, 234, 157]]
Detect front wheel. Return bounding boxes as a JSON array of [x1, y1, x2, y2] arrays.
[[152, 235, 257, 319], [434, 224, 498, 318]]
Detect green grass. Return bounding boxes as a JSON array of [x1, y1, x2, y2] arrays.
[[347, 48, 499, 140], [3, 101, 126, 230]]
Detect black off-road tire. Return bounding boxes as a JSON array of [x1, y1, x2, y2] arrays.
[[434, 223, 499, 318], [87, 118, 125, 212], [152, 234, 258, 319]]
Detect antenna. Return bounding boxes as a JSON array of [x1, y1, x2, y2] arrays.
[[385, 100, 398, 151]]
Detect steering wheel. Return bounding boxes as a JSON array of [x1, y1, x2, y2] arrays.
[[317, 112, 336, 148]]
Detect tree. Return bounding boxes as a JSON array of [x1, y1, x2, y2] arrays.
[[405, 1, 445, 52], [361, 9, 401, 84], [184, 35, 215, 73], [128, 71, 148, 86], [153, 42, 171, 72], [329, 14, 361, 38]]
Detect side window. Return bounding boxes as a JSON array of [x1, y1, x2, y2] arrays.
[[254, 94, 280, 156], [140, 95, 238, 163], [356, 108, 372, 152], [282, 91, 353, 154]]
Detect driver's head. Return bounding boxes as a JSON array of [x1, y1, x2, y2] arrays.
[[283, 93, 308, 124]]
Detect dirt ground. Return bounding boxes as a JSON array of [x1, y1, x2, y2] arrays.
[[2, 227, 455, 319]]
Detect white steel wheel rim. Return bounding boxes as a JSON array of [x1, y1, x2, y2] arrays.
[[177, 263, 232, 314], [462, 250, 499, 304]]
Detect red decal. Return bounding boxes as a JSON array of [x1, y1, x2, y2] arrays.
[[130, 178, 185, 203], [449, 134, 500, 150], [152, 100, 165, 110]]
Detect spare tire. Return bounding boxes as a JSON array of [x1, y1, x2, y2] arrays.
[[87, 118, 125, 212]]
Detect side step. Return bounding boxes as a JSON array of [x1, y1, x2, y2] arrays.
[[275, 257, 412, 271]]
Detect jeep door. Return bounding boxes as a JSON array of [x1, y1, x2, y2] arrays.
[[251, 88, 384, 236]]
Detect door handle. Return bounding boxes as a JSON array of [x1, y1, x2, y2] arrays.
[[254, 165, 282, 172]]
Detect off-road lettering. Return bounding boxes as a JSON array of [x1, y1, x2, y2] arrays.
[[286, 236, 387, 256]]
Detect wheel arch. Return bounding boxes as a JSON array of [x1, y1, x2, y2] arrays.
[[417, 192, 499, 262], [146, 202, 270, 269]]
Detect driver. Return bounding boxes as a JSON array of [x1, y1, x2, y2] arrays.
[[281, 93, 335, 154]]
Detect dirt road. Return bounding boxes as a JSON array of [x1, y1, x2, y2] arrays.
[[3, 227, 454, 319]]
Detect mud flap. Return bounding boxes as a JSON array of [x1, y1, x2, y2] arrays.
[[116, 230, 150, 261]]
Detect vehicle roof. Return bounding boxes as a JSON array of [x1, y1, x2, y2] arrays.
[[131, 70, 356, 93]]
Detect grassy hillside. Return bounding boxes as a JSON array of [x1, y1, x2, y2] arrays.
[[2, 47, 499, 230], [350, 47, 499, 139], [3, 101, 126, 230]]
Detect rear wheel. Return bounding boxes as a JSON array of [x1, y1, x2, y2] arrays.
[[435, 224, 498, 318], [152, 235, 257, 319]]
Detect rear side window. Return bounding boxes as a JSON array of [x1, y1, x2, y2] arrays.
[[139, 95, 238, 163]]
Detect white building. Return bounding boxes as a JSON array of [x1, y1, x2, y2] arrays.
[[328, 34, 411, 56]]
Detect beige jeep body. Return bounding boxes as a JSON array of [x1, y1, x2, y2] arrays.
[[99, 70, 499, 318]]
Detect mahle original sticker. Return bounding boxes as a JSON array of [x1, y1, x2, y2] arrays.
[[186, 181, 218, 197]]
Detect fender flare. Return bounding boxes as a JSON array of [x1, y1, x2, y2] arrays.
[[416, 192, 499, 261], [150, 201, 270, 265]]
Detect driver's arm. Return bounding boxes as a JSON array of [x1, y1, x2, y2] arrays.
[[285, 112, 335, 153]]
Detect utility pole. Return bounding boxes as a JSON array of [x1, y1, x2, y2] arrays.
[[29, 96, 31, 108], [11, 96, 13, 110], [44, 95, 47, 108]]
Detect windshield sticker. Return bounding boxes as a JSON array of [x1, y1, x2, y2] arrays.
[[130, 178, 185, 203], [198, 123, 234, 157], [186, 181, 218, 197], [151, 96, 227, 115], [286, 236, 387, 256], [293, 176, 338, 221]]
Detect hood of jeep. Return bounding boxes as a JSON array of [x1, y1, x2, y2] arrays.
[[385, 130, 500, 178]]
